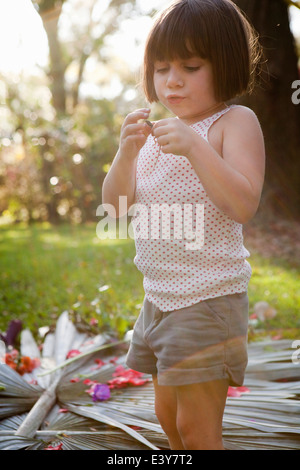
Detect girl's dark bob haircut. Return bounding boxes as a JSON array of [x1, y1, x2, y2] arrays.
[[143, 0, 263, 103]]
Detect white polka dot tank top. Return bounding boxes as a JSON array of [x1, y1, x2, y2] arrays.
[[132, 105, 252, 312]]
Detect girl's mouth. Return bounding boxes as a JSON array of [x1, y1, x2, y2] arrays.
[[166, 95, 185, 105]]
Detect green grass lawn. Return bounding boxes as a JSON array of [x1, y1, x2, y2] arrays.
[[1, 223, 300, 340]]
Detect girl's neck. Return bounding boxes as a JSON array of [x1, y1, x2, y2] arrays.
[[179, 102, 227, 125]]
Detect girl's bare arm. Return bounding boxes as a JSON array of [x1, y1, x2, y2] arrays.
[[153, 106, 265, 224], [102, 109, 151, 217], [187, 107, 265, 224]]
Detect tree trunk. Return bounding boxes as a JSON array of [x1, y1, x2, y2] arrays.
[[40, 6, 67, 114], [234, 0, 300, 219]]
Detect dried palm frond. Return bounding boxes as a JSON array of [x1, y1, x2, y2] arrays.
[[0, 312, 299, 450]]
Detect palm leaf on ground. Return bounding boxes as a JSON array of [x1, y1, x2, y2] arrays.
[[0, 312, 299, 450]]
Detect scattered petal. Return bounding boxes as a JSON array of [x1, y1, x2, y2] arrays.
[[66, 349, 81, 359], [272, 334, 282, 341], [94, 358, 106, 369], [83, 379, 97, 385], [5, 352, 40, 375], [227, 387, 242, 397], [109, 357, 118, 364], [91, 383, 111, 402], [44, 443, 63, 450], [98, 285, 110, 292], [0, 320, 22, 346], [108, 366, 149, 389], [227, 386, 250, 397], [28, 379, 38, 385]]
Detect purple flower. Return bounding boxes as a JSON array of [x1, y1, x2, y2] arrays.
[[91, 383, 111, 402], [0, 320, 22, 346]]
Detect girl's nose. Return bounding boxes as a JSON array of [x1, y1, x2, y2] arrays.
[[166, 67, 184, 88]]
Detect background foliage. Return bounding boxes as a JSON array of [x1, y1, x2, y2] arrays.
[[0, 0, 300, 341], [0, 0, 300, 224], [0, 0, 165, 224]]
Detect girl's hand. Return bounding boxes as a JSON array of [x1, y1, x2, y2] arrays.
[[152, 118, 197, 157], [119, 108, 152, 161]]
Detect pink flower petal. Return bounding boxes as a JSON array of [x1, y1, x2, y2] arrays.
[[44, 443, 63, 450], [227, 386, 250, 397], [83, 379, 97, 385], [66, 349, 81, 359], [227, 386, 242, 397], [94, 359, 106, 369]]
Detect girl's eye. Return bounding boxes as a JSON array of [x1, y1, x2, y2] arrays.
[[155, 67, 169, 73], [184, 66, 200, 72]]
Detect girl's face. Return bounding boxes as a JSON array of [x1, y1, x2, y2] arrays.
[[153, 56, 217, 125]]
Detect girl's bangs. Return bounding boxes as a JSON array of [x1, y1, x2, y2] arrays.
[[148, 11, 208, 63], [144, 0, 262, 102]]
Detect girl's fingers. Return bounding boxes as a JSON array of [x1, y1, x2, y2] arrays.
[[123, 109, 150, 126], [152, 118, 172, 128], [152, 121, 173, 139], [122, 122, 151, 138], [153, 127, 173, 143], [156, 135, 171, 147], [153, 127, 168, 139]]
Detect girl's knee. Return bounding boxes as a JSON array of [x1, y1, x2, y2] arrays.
[[176, 413, 224, 450], [153, 378, 183, 448], [175, 380, 227, 449], [155, 398, 175, 434]]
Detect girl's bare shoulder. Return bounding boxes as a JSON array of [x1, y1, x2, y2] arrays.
[[224, 104, 262, 129]]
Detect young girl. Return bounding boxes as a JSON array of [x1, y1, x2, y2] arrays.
[[102, 0, 265, 450]]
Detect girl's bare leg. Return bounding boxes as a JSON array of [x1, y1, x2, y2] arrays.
[[176, 378, 229, 450], [152, 376, 184, 450], [153, 376, 228, 450]]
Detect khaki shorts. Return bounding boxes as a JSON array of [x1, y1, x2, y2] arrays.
[[126, 293, 249, 387]]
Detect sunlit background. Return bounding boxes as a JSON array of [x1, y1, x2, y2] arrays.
[[0, 1, 299, 69], [0, 0, 300, 352], [0, 0, 300, 225], [1, 1, 299, 94], [0, 0, 172, 97]]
